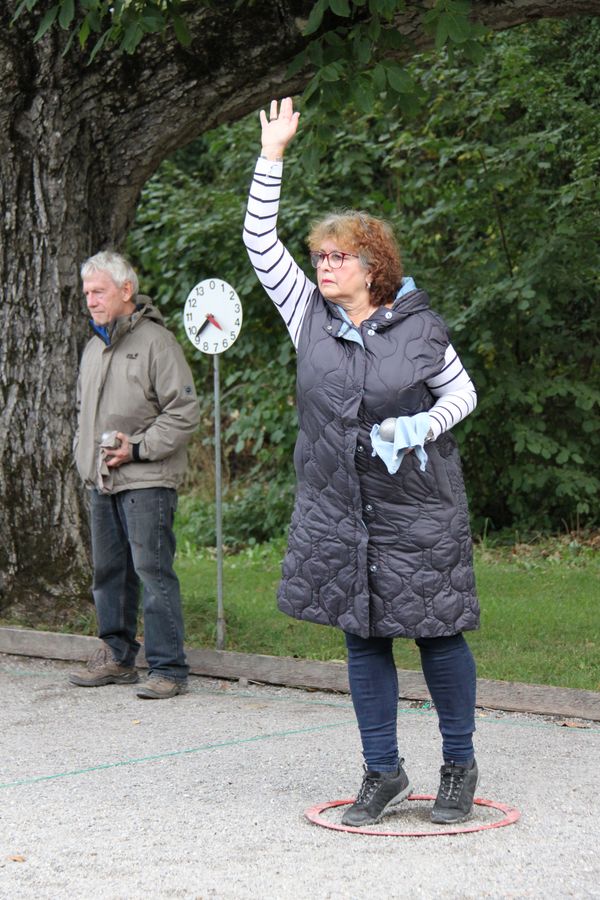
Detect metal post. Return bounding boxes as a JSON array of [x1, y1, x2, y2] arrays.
[[213, 353, 226, 650]]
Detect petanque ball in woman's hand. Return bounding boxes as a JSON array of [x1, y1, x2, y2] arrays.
[[379, 418, 397, 442]]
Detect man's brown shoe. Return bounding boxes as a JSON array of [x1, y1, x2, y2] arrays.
[[136, 675, 188, 699], [69, 645, 139, 687]]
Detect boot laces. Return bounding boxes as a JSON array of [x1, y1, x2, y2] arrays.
[[87, 646, 110, 671], [355, 773, 380, 806], [439, 765, 467, 802]]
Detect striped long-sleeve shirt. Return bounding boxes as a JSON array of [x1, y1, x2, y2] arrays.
[[244, 157, 477, 440]]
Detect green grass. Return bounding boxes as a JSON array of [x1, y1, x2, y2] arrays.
[[470, 557, 598, 690], [5, 534, 596, 692], [175, 534, 600, 692]]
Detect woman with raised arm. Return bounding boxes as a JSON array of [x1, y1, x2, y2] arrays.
[[243, 97, 481, 827]]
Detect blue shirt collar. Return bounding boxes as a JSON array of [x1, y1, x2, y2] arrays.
[[90, 320, 111, 345]]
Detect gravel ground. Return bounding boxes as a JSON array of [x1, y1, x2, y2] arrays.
[[1, 653, 599, 900]]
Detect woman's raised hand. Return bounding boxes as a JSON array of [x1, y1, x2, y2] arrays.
[[259, 97, 300, 161]]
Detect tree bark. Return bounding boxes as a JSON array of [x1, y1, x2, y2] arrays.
[[1, 0, 599, 622]]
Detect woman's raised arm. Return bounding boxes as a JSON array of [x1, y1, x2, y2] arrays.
[[243, 98, 314, 348]]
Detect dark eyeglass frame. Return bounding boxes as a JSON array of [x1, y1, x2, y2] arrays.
[[309, 250, 360, 269]]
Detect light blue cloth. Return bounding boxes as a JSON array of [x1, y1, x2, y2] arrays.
[[370, 412, 431, 473], [394, 276, 417, 301]]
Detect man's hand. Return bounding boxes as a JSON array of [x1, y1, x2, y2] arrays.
[[105, 433, 133, 467]]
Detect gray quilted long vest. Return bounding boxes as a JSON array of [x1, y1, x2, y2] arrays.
[[278, 287, 480, 640]]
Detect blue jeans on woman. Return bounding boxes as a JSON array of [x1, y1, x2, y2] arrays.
[[90, 487, 188, 682], [345, 631, 476, 771]]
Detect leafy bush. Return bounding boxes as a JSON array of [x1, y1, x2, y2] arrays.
[[176, 477, 296, 551], [129, 17, 599, 537], [382, 19, 600, 529]]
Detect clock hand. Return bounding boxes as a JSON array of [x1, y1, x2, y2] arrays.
[[196, 316, 212, 336], [206, 312, 224, 331]]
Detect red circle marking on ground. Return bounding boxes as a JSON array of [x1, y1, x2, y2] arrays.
[[304, 794, 520, 837]]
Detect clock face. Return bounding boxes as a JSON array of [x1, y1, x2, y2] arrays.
[[183, 278, 243, 355]]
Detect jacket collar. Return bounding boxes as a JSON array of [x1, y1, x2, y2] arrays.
[[323, 276, 430, 338], [89, 296, 164, 347]]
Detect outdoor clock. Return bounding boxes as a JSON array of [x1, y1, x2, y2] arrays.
[[181, 276, 243, 650], [183, 278, 243, 355]]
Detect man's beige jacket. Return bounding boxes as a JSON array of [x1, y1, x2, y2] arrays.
[[74, 299, 199, 493]]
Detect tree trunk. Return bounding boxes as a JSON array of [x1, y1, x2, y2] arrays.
[[1, 0, 599, 622], [0, 0, 311, 624], [0, 26, 95, 622]]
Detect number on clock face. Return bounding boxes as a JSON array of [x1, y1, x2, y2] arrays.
[[183, 278, 243, 355]]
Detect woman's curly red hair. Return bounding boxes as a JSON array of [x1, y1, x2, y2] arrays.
[[308, 211, 403, 307]]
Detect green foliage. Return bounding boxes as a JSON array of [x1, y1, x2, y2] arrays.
[[288, 0, 486, 155], [128, 17, 599, 541], [126, 116, 300, 512], [12, 0, 484, 124], [176, 479, 297, 552], [12, 0, 192, 58], [386, 19, 600, 529]]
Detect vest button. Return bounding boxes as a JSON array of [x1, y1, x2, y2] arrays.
[[357, 444, 364, 453], [367, 329, 375, 336], [385, 311, 392, 319], [365, 504, 373, 512], [326, 324, 332, 331], [369, 564, 377, 572]]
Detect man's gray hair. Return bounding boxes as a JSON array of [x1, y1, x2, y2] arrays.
[[80, 250, 139, 296]]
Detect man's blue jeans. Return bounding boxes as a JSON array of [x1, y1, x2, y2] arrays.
[[345, 632, 476, 771], [90, 487, 188, 682]]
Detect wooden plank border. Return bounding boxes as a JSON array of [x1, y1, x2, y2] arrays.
[[1, 626, 599, 721]]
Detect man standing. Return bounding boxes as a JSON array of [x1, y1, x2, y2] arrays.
[[69, 251, 199, 699]]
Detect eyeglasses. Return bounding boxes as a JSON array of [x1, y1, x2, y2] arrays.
[[310, 250, 359, 269]]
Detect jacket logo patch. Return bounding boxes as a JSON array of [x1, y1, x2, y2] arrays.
[[126, 353, 139, 359]]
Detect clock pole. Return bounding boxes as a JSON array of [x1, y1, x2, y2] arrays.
[[183, 278, 243, 653], [213, 353, 226, 650]]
